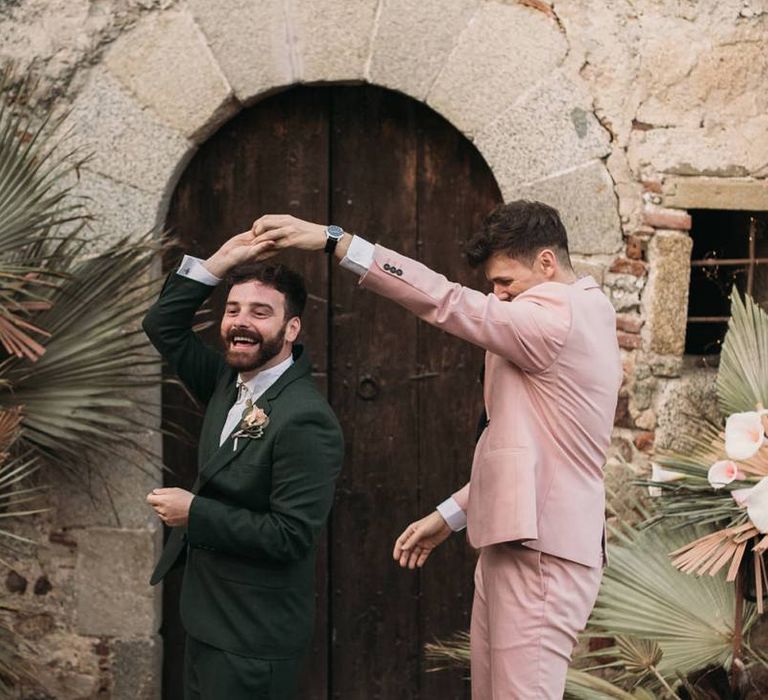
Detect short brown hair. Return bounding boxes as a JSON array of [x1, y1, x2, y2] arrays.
[[225, 263, 307, 319], [465, 200, 571, 268]]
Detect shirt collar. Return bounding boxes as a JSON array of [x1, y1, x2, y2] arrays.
[[237, 354, 295, 401]]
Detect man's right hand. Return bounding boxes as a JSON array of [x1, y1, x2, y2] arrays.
[[203, 231, 277, 278], [393, 510, 453, 569]]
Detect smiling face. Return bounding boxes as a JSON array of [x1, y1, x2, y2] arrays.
[[484, 250, 554, 300], [219, 280, 300, 377]]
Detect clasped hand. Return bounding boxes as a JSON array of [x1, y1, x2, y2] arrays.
[[146, 487, 193, 527]]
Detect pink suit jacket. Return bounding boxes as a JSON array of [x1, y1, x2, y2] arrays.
[[360, 245, 622, 567]]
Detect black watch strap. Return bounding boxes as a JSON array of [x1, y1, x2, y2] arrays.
[[324, 225, 344, 254]]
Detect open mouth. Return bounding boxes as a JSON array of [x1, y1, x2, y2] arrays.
[[229, 334, 261, 350]]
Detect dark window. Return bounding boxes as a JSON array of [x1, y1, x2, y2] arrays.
[[686, 210, 768, 355]]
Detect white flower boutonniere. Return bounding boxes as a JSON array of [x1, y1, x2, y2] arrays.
[[232, 401, 270, 450]]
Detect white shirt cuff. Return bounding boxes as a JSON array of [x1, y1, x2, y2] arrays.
[[339, 235, 375, 276], [436, 497, 467, 532], [177, 255, 222, 286]]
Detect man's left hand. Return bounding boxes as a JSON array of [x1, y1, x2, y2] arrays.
[[146, 487, 194, 527], [251, 215, 352, 259]]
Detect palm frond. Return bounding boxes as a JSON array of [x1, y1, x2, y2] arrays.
[[424, 631, 661, 699], [0, 68, 87, 259], [717, 289, 768, 416], [591, 523, 760, 677], [0, 233, 166, 470]]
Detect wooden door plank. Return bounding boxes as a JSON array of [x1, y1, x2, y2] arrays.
[[415, 105, 503, 700], [328, 85, 421, 700]]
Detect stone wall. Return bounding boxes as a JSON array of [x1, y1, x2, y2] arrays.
[[1, 0, 766, 696]]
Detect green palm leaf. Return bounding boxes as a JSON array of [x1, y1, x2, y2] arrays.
[[590, 523, 760, 677], [717, 289, 768, 415], [0, 234, 165, 471]]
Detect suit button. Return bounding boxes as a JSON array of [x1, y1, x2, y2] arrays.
[[383, 263, 391, 271], [396, 268, 403, 276]]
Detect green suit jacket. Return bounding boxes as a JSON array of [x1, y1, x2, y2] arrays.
[[143, 273, 343, 659]]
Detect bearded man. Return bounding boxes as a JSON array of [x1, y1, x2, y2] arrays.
[[143, 232, 343, 700]]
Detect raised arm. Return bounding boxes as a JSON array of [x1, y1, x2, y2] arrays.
[[251, 215, 571, 373], [142, 272, 228, 404], [143, 232, 277, 403]]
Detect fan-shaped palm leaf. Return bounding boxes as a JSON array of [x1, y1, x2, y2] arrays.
[[717, 289, 768, 416], [590, 523, 760, 676], [0, 234, 165, 471]]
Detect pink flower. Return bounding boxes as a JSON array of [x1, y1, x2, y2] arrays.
[[707, 460, 744, 489], [724, 411, 766, 461]]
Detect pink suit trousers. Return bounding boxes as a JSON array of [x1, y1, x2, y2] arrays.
[[471, 543, 602, 699]]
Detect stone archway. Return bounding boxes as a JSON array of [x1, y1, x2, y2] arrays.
[[62, 0, 620, 258]]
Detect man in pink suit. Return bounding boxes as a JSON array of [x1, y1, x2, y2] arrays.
[[249, 201, 622, 699]]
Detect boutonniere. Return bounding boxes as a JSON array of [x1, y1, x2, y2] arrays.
[[232, 400, 270, 450]]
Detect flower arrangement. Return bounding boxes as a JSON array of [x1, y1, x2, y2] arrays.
[[647, 291, 768, 614]]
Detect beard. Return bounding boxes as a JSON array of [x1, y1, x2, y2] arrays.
[[223, 325, 287, 373]]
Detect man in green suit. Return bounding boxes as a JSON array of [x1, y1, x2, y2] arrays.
[[143, 232, 343, 699]]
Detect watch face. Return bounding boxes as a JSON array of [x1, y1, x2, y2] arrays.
[[327, 225, 344, 240]]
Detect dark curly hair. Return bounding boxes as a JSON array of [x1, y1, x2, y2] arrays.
[[465, 200, 571, 268], [225, 263, 307, 319]]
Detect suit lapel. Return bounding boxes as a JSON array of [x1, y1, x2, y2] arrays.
[[194, 345, 312, 492], [195, 391, 272, 492]]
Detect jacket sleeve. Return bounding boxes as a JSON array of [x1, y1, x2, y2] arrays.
[[186, 405, 344, 562], [142, 272, 227, 404], [359, 245, 572, 373]]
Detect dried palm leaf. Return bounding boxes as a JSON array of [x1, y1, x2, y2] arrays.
[[717, 289, 768, 417]]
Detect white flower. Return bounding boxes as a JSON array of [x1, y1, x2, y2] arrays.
[[724, 411, 766, 461], [707, 460, 744, 489], [648, 462, 685, 497], [731, 476, 768, 534]]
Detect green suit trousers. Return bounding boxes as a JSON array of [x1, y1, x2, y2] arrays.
[[184, 635, 302, 700]]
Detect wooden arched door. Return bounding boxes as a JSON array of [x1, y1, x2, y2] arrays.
[[162, 85, 502, 699]]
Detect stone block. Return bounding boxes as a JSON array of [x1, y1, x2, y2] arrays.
[[289, 0, 379, 84], [368, 0, 479, 100], [616, 313, 644, 334], [187, 0, 293, 104], [50, 451, 162, 531], [627, 116, 768, 178], [626, 234, 647, 260], [475, 70, 611, 190], [427, 2, 567, 137], [113, 637, 162, 700], [605, 272, 645, 313], [655, 368, 720, 452], [634, 431, 655, 452], [644, 230, 693, 355], [609, 257, 647, 276], [104, 9, 237, 141], [618, 331, 642, 350], [75, 528, 160, 637], [662, 176, 768, 211], [62, 68, 193, 194], [642, 204, 691, 231], [571, 258, 606, 285], [513, 160, 622, 255], [71, 170, 166, 251]]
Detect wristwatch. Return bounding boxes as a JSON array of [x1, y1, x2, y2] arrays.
[[324, 225, 345, 254]]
